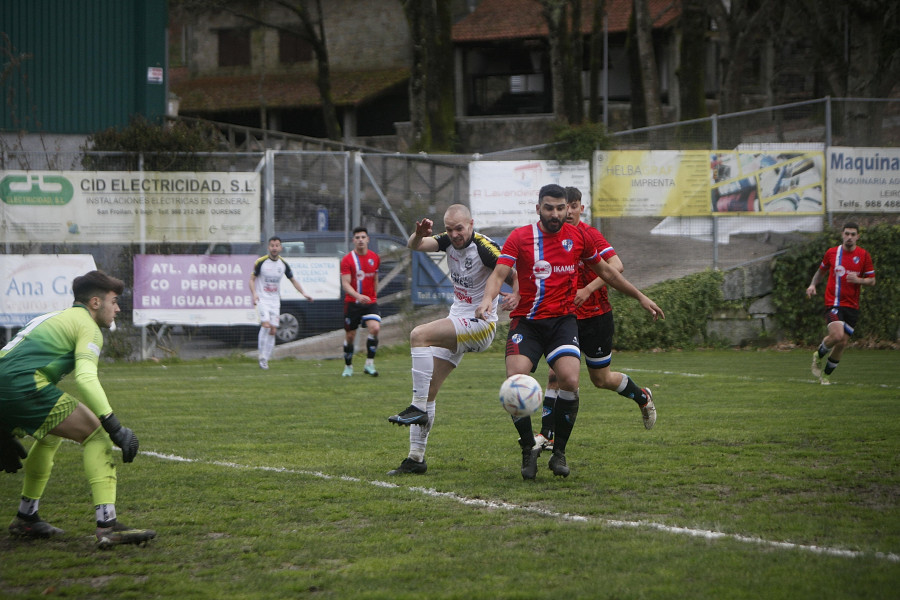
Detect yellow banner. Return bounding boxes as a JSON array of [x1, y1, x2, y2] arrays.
[[593, 150, 709, 217]]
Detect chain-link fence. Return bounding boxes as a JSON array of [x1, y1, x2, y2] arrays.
[[2, 97, 898, 356]]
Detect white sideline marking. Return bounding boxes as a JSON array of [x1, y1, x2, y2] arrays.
[[143, 450, 899, 563]]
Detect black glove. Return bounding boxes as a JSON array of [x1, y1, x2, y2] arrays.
[[1, 431, 28, 474], [100, 413, 139, 463]]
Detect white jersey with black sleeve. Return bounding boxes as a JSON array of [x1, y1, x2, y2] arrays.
[[434, 231, 502, 322]]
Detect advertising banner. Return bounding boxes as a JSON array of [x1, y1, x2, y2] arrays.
[[0, 254, 97, 327], [469, 161, 591, 229], [0, 171, 260, 243], [592, 150, 826, 217], [709, 150, 825, 215], [826, 147, 900, 212], [279, 257, 341, 301], [593, 150, 710, 216], [133, 255, 258, 326]]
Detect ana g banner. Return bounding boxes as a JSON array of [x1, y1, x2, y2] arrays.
[[0, 254, 97, 327]]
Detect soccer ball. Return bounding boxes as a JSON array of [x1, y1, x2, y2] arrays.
[[499, 374, 543, 418]]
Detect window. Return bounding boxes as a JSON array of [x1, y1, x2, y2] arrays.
[[218, 29, 251, 68], [279, 30, 313, 64]]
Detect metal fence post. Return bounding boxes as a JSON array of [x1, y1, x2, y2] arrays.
[[711, 115, 719, 271], [352, 151, 362, 228]]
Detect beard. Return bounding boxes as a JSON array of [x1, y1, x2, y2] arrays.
[[540, 214, 564, 233]]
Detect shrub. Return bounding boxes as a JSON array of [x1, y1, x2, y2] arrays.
[[610, 269, 725, 350]]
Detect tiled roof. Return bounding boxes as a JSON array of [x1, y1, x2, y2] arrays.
[[170, 68, 409, 112], [453, 0, 679, 42]]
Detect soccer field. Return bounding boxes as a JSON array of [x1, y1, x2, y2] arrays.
[[2, 348, 898, 599]]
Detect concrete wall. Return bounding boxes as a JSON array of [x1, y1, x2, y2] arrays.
[[706, 259, 783, 347]]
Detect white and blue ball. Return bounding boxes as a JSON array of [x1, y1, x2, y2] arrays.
[[499, 374, 543, 418]]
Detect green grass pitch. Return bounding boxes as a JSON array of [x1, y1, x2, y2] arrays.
[[1, 348, 898, 599]]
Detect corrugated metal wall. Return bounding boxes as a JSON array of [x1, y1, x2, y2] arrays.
[[0, 0, 167, 134]]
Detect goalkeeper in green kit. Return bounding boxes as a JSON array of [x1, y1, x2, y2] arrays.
[[0, 270, 155, 548]]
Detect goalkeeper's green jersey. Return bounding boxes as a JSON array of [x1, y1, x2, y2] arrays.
[[0, 305, 113, 419]]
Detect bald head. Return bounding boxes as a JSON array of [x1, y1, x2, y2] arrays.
[[444, 204, 474, 249]]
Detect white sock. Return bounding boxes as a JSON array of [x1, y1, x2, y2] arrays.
[[411, 347, 433, 400], [264, 332, 276, 360], [258, 327, 268, 357], [95, 504, 117, 526], [18, 497, 39, 517], [409, 401, 436, 462]]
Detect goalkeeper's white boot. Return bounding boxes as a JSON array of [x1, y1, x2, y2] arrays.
[[96, 522, 156, 549]]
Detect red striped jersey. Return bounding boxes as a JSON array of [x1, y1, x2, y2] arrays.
[[498, 222, 598, 319], [819, 244, 874, 310], [340, 249, 379, 303]]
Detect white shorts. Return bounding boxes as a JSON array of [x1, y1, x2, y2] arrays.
[[431, 317, 497, 367], [257, 300, 280, 326]]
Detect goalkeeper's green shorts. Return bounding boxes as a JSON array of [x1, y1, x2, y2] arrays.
[[0, 379, 77, 439]]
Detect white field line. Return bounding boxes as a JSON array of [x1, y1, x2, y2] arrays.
[[143, 449, 899, 564]]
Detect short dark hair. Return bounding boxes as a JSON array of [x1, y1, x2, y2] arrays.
[[538, 184, 567, 201], [352, 226, 368, 235], [565, 186, 582, 204], [843, 222, 859, 232], [72, 270, 124, 304], [268, 236, 282, 243]]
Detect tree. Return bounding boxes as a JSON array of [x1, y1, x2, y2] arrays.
[[535, 0, 586, 124], [704, 0, 779, 114], [176, 0, 342, 141], [632, 0, 662, 126], [677, 0, 708, 121], [401, 0, 456, 151], [587, 0, 605, 123], [788, 0, 900, 144]]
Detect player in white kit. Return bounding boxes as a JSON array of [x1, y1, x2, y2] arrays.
[[386, 204, 517, 474], [250, 237, 313, 369]]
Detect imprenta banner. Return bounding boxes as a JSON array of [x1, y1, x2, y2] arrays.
[[826, 147, 900, 213], [0, 171, 260, 243], [0, 254, 97, 327]]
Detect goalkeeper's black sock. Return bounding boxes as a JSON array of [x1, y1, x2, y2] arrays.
[[366, 335, 378, 359], [824, 358, 839, 375], [817, 342, 831, 358]]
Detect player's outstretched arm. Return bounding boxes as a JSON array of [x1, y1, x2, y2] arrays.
[[477, 265, 510, 319], [589, 260, 665, 321]]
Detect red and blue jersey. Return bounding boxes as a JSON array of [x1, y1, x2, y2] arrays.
[[818, 244, 874, 310], [498, 222, 598, 320], [573, 221, 617, 319], [340, 250, 379, 303]]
